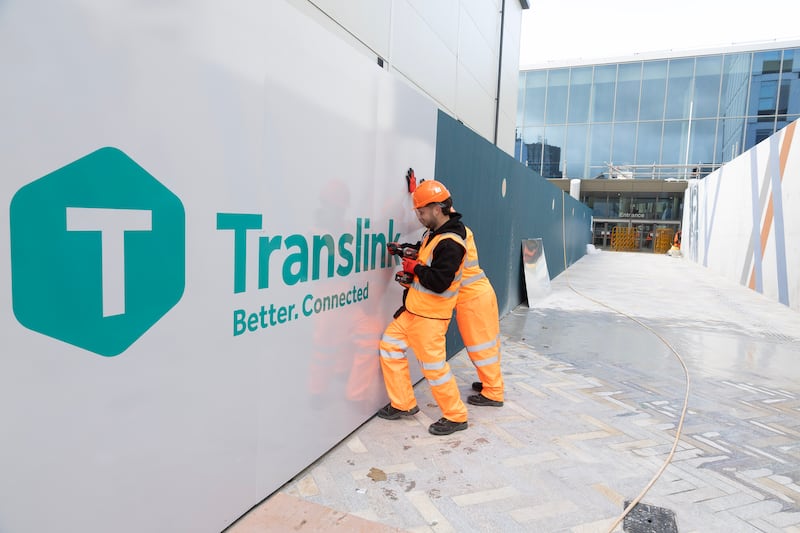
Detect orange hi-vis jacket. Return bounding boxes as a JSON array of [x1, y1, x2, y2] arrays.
[[405, 231, 466, 319], [458, 227, 491, 302]]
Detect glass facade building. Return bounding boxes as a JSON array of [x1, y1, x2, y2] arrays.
[[516, 42, 800, 180]]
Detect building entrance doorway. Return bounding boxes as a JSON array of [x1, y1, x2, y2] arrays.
[[593, 219, 680, 253], [593, 221, 619, 248]]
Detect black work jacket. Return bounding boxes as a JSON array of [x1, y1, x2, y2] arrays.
[[395, 213, 467, 317]]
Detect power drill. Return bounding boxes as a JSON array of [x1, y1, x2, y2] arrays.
[[387, 242, 418, 259], [387, 242, 418, 285]]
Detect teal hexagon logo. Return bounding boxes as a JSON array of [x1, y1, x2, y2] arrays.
[[9, 147, 185, 356]]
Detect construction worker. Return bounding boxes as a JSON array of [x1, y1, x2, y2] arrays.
[[384, 229, 505, 407], [402, 169, 504, 407], [458, 225, 504, 407], [377, 180, 469, 436]]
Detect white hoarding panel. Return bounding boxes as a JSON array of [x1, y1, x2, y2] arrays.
[[0, 2, 435, 531]]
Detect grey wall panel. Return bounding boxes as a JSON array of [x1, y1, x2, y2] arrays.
[[433, 111, 591, 356]]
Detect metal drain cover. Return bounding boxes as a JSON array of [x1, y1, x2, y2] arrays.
[[622, 500, 678, 532]]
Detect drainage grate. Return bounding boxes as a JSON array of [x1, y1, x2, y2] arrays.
[[622, 500, 678, 533]]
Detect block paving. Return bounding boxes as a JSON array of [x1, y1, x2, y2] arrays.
[[231, 252, 800, 532]]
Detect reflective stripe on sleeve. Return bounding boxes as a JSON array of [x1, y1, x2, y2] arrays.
[[461, 271, 486, 287], [410, 281, 460, 299]]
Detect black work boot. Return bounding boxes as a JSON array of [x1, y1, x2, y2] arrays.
[[428, 417, 468, 435], [471, 381, 483, 392], [377, 404, 419, 420], [467, 393, 503, 407]]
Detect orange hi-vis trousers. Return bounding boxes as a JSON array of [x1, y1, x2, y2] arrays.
[[379, 311, 468, 423], [456, 289, 503, 402]]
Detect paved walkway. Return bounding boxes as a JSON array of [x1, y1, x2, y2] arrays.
[[230, 251, 800, 532]]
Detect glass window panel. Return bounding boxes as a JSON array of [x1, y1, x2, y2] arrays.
[[615, 62, 642, 121], [616, 196, 629, 217], [756, 80, 779, 116], [659, 195, 681, 220], [542, 125, 565, 178], [521, 125, 545, 144], [635, 121, 663, 166], [591, 65, 616, 122], [777, 115, 800, 133], [720, 53, 751, 118], [716, 117, 745, 163], [640, 61, 667, 120], [595, 202, 611, 218], [666, 58, 694, 119], [611, 122, 637, 166], [693, 55, 722, 118], [779, 49, 800, 116], [753, 50, 782, 75], [749, 51, 781, 118], [567, 67, 592, 123], [545, 69, 569, 124], [656, 193, 675, 220], [629, 196, 656, 219], [781, 48, 797, 73], [787, 48, 800, 69], [588, 123, 612, 178], [662, 120, 690, 169], [514, 126, 531, 163], [610, 197, 622, 218], [517, 73, 525, 126], [590, 196, 611, 217], [778, 78, 792, 116], [565, 124, 588, 178], [523, 71, 547, 125], [520, 125, 545, 172], [688, 119, 716, 167], [745, 116, 775, 149]]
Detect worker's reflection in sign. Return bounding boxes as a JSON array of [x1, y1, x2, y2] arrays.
[[306, 180, 387, 414]]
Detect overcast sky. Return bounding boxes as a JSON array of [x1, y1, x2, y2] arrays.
[[519, 0, 800, 67]]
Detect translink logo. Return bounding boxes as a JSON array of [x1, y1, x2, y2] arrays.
[[9, 147, 186, 357]]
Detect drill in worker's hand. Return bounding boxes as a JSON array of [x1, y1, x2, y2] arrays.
[[387, 242, 419, 286], [387, 242, 418, 260]]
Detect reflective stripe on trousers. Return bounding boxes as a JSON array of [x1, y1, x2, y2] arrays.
[[455, 288, 504, 401], [378, 311, 468, 421]]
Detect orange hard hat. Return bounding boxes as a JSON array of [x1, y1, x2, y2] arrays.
[[412, 180, 451, 209]]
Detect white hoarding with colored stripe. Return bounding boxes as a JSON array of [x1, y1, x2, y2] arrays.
[[683, 121, 800, 311]]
